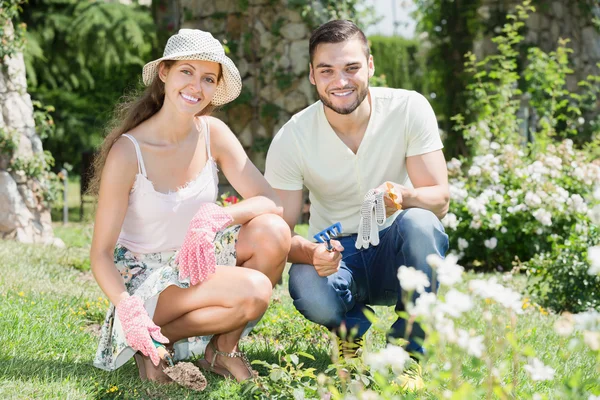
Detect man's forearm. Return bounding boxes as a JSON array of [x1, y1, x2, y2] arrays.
[[288, 232, 318, 265], [403, 184, 450, 219]]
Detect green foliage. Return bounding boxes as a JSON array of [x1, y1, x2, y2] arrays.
[[2, 233, 600, 398], [288, 0, 379, 31], [526, 225, 600, 313], [413, 0, 483, 156], [21, 0, 156, 91], [0, 0, 26, 60], [19, 0, 157, 172], [368, 35, 427, 93], [443, 2, 600, 316], [245, 352, 319, 399], [0, 126, 20, 155]]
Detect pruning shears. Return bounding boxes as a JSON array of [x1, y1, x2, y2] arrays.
[[313, 222, 343, 252]]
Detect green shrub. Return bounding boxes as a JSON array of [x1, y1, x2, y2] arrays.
[[443, 1, 600, 274], [368, 35, 427, 92], [525, 225, 600, 312]]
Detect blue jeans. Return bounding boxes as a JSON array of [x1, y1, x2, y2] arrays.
[[288, 208, 449, 354]]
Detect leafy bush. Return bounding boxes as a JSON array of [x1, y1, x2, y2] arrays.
[[441, 1, 600, 276], [368, 35, 428, 93], [526, 224, 600, 313], [20, 0, 157, 173]]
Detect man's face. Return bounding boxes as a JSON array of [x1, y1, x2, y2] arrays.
[[309, 38, 374, 115]]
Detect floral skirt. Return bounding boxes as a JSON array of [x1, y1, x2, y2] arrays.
[[93, 225, 253, 371]]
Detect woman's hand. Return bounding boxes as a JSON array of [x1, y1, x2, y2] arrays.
[[116, 295, 169, 366], [176, 203, 233, 285]]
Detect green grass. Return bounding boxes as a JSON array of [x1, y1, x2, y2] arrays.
[[2, 221, 598, 398]]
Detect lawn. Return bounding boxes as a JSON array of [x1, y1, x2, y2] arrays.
[[0, 182, 597, 398], [1, 221, 598, 399]]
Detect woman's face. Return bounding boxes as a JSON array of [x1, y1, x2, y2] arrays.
[[159, 60, 221, 115]]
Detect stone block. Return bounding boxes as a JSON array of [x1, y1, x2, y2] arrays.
[[227, 103, 254, 134], [282, 9, 302, 23], [280, 23, 308, 41], [0, 171, 32, 233], [226, 14, 244, 37], [2, 92, 35, 129], [290, 40, 310, 76], [283, 90, 307, 114]]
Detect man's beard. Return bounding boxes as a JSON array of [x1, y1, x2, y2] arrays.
[[318, 84, 369, 115]]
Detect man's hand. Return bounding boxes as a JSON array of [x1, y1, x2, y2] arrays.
[[311, 240, 344, 277], [375, 181, 416, 218]]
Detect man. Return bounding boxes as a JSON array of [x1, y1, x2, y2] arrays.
[[265, 20, 449, 362]]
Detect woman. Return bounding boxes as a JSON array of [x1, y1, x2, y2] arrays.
[[89, 29, 290, 383]]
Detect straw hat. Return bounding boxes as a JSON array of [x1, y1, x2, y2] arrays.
[[142, 29, 242, 106]]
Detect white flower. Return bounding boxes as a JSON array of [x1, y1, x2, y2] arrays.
[[524, 358, 556, 381], [365, 344, 410, 374], [573, 310, 600, 331], [589, 204, 600, 225], [554, 315, 574, 337], [467, 197, 487, 215], [588, 246, 600, 276], [583, 331, 600, 351], [427, 254, 464, 286], [589, 395, 600, 400], [469, 278, 523, 313], [458, 238, 469, 251], [468, 166, 482, 177], [397, 266, 430, 294], [568, 194, 588, 214], [501, 227, 508, 234], [440, 289, 473, 317], [577, 117, 585, 125], [470, 218, 482, 230], [447, 158, 462, 173], [442, 213, 459, 230], [484, 237, 498, 249], [525, 192, 542, 207], [409, 292, 438, 318], [456, 329, 484, 357], [532, 208, 552, 226], [490, 214, 502, 228]]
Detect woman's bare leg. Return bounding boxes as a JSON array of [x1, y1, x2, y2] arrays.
[[236, 213, 291, 286], [142, 265, 271, 382]]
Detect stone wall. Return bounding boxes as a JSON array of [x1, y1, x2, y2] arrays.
[[0, 20, 56, 244], [179, 0, 317, 173], [476, 1, 600, 92]]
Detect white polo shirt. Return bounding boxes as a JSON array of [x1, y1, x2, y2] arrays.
[[265, 87, 443, 239]]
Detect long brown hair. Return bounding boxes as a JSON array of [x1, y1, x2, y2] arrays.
[[88, 60, 220, 195]]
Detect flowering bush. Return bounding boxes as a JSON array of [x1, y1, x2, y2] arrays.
[[444, 140, 600, 271], [246, 254, 600, 399], [441, 1, 600, 279]]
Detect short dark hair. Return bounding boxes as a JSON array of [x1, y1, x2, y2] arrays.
[[309, 20, 370, 64]]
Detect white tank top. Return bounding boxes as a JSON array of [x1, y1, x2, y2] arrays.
[[117, 117, 218, 253]]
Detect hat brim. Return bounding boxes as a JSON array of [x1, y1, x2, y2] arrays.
[[142, 51, 242, 106]]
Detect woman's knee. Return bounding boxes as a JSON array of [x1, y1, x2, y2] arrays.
[[246, 214, 291, 256], [238, 269, 272, 320]]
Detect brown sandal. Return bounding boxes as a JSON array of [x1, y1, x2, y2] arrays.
[[196, 338, 256, 382]]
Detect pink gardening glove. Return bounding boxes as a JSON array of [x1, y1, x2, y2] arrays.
[[176, 202, 233, 285], [116, 295, 169, 366]]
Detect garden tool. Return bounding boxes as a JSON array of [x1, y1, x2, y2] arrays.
[[153, 339, 208, 391], [355, 189, 387, 249], [313, 222, 343, 252], [386, 182, 402, 210]]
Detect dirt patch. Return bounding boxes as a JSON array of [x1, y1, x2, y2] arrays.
[[163, 362, 207, 392], [85, 323, 102, 337]]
